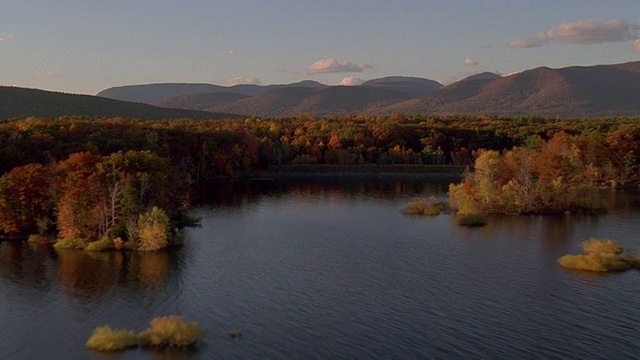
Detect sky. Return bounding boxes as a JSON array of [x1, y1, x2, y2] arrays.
[[1, 0, 640, 95]]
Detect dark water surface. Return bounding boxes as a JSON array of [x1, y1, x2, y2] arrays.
[[2, 178, 640, 359]]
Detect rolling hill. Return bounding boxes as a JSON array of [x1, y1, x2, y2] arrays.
[[0, 87, 239, 120], [360, 76, 442, 96], [204, 86, 412, 117], [147, 76, 443, 117], [97, 80, 324, 104]]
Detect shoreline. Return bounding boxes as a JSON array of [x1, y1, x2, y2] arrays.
[[250, 164, 466, 180]]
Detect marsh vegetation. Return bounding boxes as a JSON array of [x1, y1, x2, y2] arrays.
[[86, 316, 203, 353], [558, 239, 637, 272]]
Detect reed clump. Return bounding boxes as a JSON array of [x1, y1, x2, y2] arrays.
[[403, 197, 448, 216], [580, 238, 623, 255], [558, 239, 634, 272], [86, 326, 138, 352], [53, 238, 87, 250], [139, 316, 203, 347], [86, 316, 203, 353]]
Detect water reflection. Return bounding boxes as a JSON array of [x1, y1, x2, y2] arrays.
[[194, 177, 458, 208], [0, 243, 178, 302], [58, 249, 175, 300], [3, 178, 640, 360], [0, 242, 52, 288]]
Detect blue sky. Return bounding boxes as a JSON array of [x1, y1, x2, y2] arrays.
[[1, 0, 639, 95]]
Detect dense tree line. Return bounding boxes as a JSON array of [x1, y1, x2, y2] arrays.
[[1, 114, 639, 238], [2, 114, 639, 179]]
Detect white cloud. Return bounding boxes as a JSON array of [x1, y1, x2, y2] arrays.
[[226, 76, 261, 86], [307, 58, 371, 74], [464, 58, 478, 66], [0, 33, 14, 43], [502, 70, 523, 77], [509, 19, 638, 48], [338, 76, 363, 86], [32, 70, 60, 79], [634, 39, 640, 53], [227, 50, 237, 56]]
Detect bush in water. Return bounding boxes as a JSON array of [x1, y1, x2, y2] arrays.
[[558, 239, 633, 272], [558, 253, 632, 272], [580, 238, 623, 255], [139, 316, 203, 347], [402, 197, 447, 216], [86, 326, 138, 352]]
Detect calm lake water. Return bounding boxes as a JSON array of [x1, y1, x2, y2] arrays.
[[2, 177, 640, 359]]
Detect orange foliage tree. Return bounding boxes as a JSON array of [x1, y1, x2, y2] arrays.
[[0, 163, 55, 235]]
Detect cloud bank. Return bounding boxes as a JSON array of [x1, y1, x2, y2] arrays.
[[0, 33, 14, 43], [338, 76, 364, 86], [509, 19, 638, 48], [226, 76, 261, 86], [464, 58, 477, 66], [307, 58, 371, 74]]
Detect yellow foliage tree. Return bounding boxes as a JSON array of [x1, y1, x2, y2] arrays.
[[136, 207, 170, 251]]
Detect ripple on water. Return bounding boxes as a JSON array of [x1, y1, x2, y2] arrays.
[[3, 181, 640, 359]]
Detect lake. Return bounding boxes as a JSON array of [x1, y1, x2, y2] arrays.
[[2, 177, 640, 359]]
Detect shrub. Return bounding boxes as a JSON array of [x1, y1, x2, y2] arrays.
[[228, 329, 242, 339], [174, 214, 202, 230], [53, 238, 87, 249], [113, 237, 124, 250], [27, 234, 54, 245], [122, 240, 138, 251], [581, 238, 623, 255], [139, 316, 203, 347], [457, 213, 487, 227], [137, 207, 170, 252], [403, 197, 448, 216], [558, 253, 632, 272], [292, 154, 318, 165], [86, 326, 138, 352], [85, 236, 115, 251]]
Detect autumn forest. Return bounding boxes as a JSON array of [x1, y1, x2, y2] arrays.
[[1, 114, 639, 246]]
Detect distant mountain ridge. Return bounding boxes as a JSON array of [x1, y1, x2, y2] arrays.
[[97, 62, 640, 118], [360, 76, 442, 96], [101, 76, 444, 117], [97, 80, 324, 104], [0, 87, 239, 120], [6, 61, 640, 120], [382, 61, 640, 117]]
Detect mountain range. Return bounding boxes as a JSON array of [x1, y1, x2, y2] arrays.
[[97, 61, 640, 118], [3, 60, 640, 120]]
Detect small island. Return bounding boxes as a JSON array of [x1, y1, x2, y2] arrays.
[[448, 132, 612, 217]]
